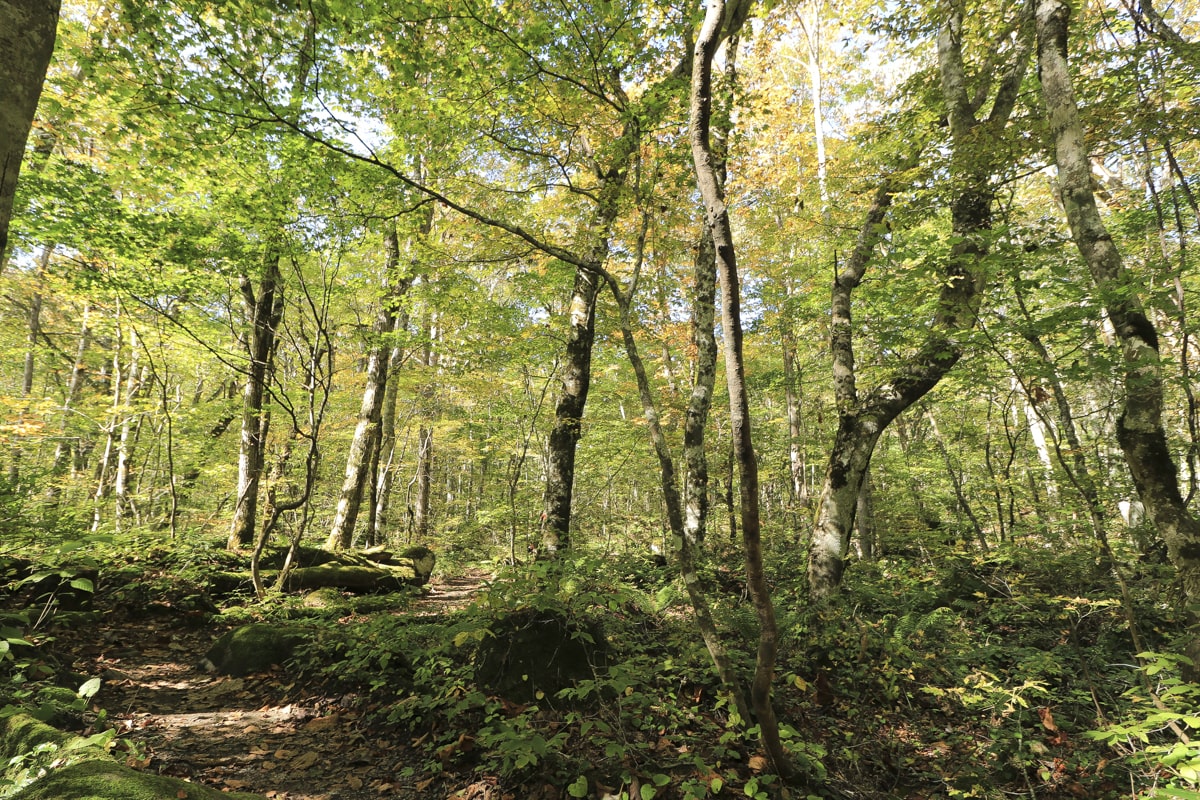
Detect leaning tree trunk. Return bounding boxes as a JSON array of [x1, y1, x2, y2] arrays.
[[606, 227, 753, 728], [229, 251, 285, 550], [690, 0, 791, 778], [0, 0, 59, 263], [808, 2, 1032, 598], [1035, 0, 1200, 610], [327, 227, 411, 549]]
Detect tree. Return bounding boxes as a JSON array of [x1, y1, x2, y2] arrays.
[[807, 0, 1034, 598], [690, 0, 792, 778], [326, 224, 413, 550], [0, 0, 60, 263], [1034, 0, 1200, 637]]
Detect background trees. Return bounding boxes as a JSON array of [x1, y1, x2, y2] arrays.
[[0, 0, 1199, 791]]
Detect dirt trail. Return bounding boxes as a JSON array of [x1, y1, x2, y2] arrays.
[[62, 571, 490, 800]]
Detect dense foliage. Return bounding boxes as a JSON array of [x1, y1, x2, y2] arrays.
[[0, 0, 1199, 797]]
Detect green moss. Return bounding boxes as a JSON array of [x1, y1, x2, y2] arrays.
[[11, 757, 263, 800], [200, 623, 310, 676], [2, 715, 265, 800]]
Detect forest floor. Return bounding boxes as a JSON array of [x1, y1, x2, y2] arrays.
[[59, 570, 494, 800]]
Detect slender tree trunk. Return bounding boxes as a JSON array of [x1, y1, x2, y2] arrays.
[[0, 0, 60, 263], [690, 0, 791, 777], [229, 251, 285, 550], [412, 317, 437, 542], [1012, 276, 1112, 558], [92, 308, 126, 532], [48, 303, 90, 498], [781, 322, 808, 513], [853, 469, 875, 559], [114, 333, 147, 523], [608, 238, 754, 727], [1036, 0, 1200, 612], [372, 317, 406, 543], [8, 254, 45, 486], [928, 409, 988, 551], [327, 227, 410, 549], [414, 424, 433, 541]]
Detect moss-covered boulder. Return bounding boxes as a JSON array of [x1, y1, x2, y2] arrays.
[[474, 608, 608, 702], [199, 623, 310, 676], [2, 714, 265, 800], [303, 587, 345, 608]]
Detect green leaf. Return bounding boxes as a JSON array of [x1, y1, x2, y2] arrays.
[[567, 776, 588, 798], [640, 784, 657, 800], [77, 678, 101, 700], [69, 578, 94, 593]]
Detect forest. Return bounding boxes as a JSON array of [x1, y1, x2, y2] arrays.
[[0, 0, 1198, 797]]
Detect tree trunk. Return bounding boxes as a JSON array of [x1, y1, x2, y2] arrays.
[[1035, 0, 1200, 610], [541, 266, 600, 553], [48, 303, 90, 498], [781, 321, 808, 514], [229, 251, 285, 550], [327, 227, 410, 549], [0, 0, 59, 263], [610, 245, 754, 728], [1012, 275, 1113, 558], [690, 0, 791, 777], [807, 2, 1032, 598], [413, 424, 433, 541], [371, 316, 407, 544], [8, 253, 45, 487]]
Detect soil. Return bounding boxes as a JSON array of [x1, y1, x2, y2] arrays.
[[58, 570, 493, 800]]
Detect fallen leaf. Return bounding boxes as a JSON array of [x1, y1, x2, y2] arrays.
[[290, 751, 320, 771], [304, 715, 340, 731], [748, 755, 769, 772], [1039, 707, 1059, 732], [347, 776, 364, 789]]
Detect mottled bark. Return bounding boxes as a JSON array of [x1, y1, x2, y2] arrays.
[[807, 1, 1032, 598], [690, 0, 791, 777], [327, 227, 410, 549], [683, 194, 720, 548], [228, 252, 285, 550], [0, 0, 59, 262], [541, 266, 600, 553], [1036, 0, 1200, 607]]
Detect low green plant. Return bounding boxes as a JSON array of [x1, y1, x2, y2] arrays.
[[1088, 652, 1200, 793]]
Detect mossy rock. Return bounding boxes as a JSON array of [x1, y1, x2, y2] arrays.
[[474, 608, 608, 702], [303, 587, 345, 609], [1, 714, 265, 800], [199, 623, 310, 676]]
